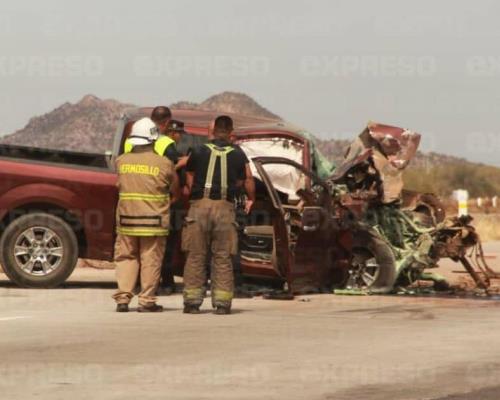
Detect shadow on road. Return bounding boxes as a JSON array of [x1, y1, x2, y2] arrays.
[[0, 279, 116, 290]]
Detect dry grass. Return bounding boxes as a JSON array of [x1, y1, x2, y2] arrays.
[[472, 213, 500, 242]]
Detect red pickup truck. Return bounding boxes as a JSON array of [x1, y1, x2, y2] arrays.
[[0, 108, 346, 291]]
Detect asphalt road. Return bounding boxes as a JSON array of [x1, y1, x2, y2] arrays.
[[1, 243, 500, 400]]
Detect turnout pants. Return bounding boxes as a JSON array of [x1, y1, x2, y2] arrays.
[[112, 235, 167, 306], [182, 198, 238, 308]]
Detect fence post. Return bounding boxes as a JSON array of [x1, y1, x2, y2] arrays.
[[453, 189, 469, 217]]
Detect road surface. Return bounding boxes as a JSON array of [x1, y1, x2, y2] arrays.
[[1, 242, 500, 400]]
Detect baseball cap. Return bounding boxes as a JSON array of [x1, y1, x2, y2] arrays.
[[166, 119, 186, 134]]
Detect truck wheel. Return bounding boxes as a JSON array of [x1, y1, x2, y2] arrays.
[[349, 229, 397, 294], [0, 213, 78, 288]]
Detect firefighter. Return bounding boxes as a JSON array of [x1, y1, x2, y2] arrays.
[[200, 118, 255, 296], [113, 117, 179, 312], [182, 115, 247, 315], [150, 106, 178, 166], [151, 106, 189, 170]]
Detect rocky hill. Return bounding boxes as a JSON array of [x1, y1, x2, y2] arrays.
[[171, 91, 281, 121], [1, 91, 497, 196], [0, 95, 133, 153], [0, 92, 280, 153], [1, 91, 465, 167]]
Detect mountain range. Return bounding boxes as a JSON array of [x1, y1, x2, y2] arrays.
[[2, 92, 499, 197], [0, 92, 280, 155]]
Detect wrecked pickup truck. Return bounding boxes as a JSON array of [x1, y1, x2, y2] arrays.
[[0, 110, 491, 294], [0, 108, 339, 288], [228, 121, 496, 295]]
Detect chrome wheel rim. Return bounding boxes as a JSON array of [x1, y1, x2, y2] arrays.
[[13, 227, 64, 276], [351, 248, 380, 288]]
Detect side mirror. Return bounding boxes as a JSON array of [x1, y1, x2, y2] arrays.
[[105, 150, 114, 170]]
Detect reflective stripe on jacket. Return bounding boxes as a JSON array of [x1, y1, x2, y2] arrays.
[[124, 136, 175, 156], [116, 145, 174, 237]]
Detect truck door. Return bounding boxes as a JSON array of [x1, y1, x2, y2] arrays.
[[252, 157, 335, 294], [252, 159, 292, 281]]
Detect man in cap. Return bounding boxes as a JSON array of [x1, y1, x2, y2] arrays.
[[159, 119, 189, 294], [150, 107, 190, 294], [113, 117, 179, 312], [182, 115, 248, 315], [164, 119, 190, 170]]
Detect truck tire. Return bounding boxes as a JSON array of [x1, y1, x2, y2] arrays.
[[349, 228, 397, 294], [0, 213, 78, 288]]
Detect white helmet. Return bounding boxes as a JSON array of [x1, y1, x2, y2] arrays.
[[128, 117, 158, 146]]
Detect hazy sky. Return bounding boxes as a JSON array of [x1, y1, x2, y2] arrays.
[[1, 0, 500, 165]]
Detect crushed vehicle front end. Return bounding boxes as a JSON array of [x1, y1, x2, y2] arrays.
[[329, 122, 499, 294]]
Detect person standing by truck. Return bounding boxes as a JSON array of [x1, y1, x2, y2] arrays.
[[158, 119, 189, 294], [203, 117, 256, 297], [149, 106, 189, 294], [113, 117, 179, 312], [150, 106, 178, 165], [164, 119, 190, 170], [182, 115, 247, 315], [229, 132, 255, 297], [150, 106, 189, 171]]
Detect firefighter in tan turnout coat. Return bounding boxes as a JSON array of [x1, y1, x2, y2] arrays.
[[113, 117, 179, 312]]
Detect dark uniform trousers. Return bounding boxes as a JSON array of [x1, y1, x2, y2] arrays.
[[182, 198, 238, 308]]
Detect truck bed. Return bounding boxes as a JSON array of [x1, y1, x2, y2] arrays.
[[0, 145, 118, 262], [0, 144, 111, 169]]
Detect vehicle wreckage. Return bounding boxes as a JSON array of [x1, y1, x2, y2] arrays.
[[326, 122, 500, 294], [0, 109, 497, 293], [236, 121, 499, 295]]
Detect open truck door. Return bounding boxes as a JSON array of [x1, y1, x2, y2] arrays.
[[252, 157, 339, 294]]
